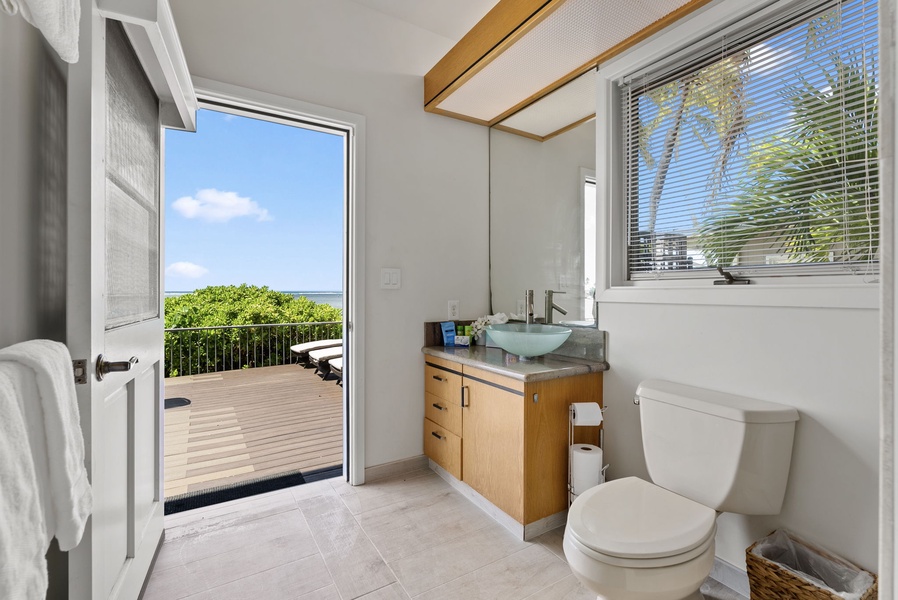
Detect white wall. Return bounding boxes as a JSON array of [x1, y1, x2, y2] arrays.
[[1, 16, 44, 347], [0, 15, 67, 349], [169, 0, 491, 468], [490, 122, 595, 319], [0, 14, 69, 598]]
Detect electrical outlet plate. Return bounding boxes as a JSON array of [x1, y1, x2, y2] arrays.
[[516, 300, 525, 316], [448, 300, 459, 319]]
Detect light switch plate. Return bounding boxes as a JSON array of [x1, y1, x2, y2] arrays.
[[380, 268, 401, 290]]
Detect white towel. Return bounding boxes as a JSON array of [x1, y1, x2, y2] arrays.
[[0, 340, 91, 551], [0, 363, 49, 599], [0, 0, 80, 63]]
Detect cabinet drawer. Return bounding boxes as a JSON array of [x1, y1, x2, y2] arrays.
[[425, 391, 462, 436], [424, 363, 462, 404], [424, 418, 462, 480]]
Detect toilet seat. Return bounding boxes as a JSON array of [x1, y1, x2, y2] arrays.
[[567, 477, 717, 568]]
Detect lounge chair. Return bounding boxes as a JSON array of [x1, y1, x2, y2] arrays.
[[290, 339, 342, 366], [308, 347, 343, 378], [329, 356, 343, 385]]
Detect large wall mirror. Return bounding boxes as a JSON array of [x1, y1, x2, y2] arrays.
[[489, 71, 597, 326]]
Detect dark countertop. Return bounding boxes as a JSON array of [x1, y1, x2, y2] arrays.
[[422, 345, 608, 383]]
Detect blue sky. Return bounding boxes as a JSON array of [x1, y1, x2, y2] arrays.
[[164, 109, 345, 291]]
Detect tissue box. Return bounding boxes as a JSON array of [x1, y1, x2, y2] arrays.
[[454, 335, 470, 347]]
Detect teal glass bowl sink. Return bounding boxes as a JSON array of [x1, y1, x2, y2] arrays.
[[486, 323, 572, 358]]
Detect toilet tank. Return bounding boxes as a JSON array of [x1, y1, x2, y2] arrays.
[[636, 379, 799, 515]]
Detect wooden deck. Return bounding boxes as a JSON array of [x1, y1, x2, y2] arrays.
[[163, 364, 343, 497]]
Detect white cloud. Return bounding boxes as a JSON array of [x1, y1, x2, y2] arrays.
[[172, 188, 272, 223], [166, 261, 209, 278]]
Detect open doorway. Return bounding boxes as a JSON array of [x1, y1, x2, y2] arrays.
[[160, 95, 361, 512]]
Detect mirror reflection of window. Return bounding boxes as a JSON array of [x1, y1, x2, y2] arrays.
[[584, 174, 596, 321]]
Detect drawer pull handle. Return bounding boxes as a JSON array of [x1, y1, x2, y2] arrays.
[[432, 375, 446, 382], [432, 403, 446, 411], [431, 431, 444, 441], [461, 385, 469, 408]]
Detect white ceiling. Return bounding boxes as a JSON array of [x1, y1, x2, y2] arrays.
[[347, 0, 499, 41]]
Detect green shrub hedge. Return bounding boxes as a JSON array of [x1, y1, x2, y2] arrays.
[[164, 285, 342, 377]]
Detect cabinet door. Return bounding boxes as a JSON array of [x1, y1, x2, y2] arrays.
[[462, 376, 525, 523]]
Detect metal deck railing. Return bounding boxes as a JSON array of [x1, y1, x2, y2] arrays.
[[164, 321, 342, 377]]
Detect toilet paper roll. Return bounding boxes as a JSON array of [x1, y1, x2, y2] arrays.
[[570, 444, 604, 495], [570, 402, 603, 426]]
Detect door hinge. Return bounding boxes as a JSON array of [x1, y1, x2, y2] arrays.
[[72, 359, 88, 385]]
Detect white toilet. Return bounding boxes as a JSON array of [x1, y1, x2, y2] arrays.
[[564, 379, 799, 600]]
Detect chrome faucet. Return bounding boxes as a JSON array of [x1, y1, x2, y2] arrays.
[[545, 290, 568, 324], [525, 290, 535, 324]]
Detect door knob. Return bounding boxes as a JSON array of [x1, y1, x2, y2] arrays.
[[96, 354, 138, 381]]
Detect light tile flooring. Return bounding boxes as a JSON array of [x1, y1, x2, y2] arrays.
[[146, 469, 747, 600]]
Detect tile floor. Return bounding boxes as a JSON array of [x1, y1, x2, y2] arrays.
[[145, 469, 747, 600]]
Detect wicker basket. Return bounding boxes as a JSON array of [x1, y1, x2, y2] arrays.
[[746, 531, 877, 600]]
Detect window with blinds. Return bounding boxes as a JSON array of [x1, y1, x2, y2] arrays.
[[621, 0, 878, 281]]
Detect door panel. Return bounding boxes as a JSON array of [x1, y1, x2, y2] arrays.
[[67, 5, 165, 598], [133, 366, 157, 528], [100, 386, 128, 598]]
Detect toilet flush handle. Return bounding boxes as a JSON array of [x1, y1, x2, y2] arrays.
[[633, 395, 640, 405]]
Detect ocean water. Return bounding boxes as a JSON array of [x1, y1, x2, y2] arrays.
[[164, 291, 343, 310], [286, 292, 343, 310]]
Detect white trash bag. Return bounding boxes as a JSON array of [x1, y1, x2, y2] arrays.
[[750, 530, 874, 600]]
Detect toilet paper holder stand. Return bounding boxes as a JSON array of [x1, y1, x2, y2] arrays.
[[568, 404, 608, 507]]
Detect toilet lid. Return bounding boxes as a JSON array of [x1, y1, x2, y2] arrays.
[[568, 477, 716, 560]]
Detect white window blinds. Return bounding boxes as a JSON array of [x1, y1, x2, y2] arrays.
[[621, 0, 878, 280]]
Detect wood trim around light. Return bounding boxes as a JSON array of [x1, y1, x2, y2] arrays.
[[540, 113, 596, 141], [424, 0, 563, 108], [491, 124, 545, 142], [425, 0, 717, 134], [425, 106, 494, 128], [486, 64, 596, 127], [492, 113, 595, 143]]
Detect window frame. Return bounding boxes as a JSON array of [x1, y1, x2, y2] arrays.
[[594, 0, 879, 310]]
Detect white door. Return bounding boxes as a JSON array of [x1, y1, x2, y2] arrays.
[[66, 5, 165, 598]]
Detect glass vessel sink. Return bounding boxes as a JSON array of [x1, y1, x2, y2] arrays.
[[486, 323, 572, 358]]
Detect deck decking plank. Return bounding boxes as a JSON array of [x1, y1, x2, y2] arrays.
[[163, 364, 343, 496], [184, 427, 343, 463]]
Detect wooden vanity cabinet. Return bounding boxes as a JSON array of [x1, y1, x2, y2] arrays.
[[423, 354, 602, 530]]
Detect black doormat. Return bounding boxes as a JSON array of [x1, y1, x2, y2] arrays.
[[164, 397, 191, 409], [302, 464, 343, 483], [164, 465, 343, 515]]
